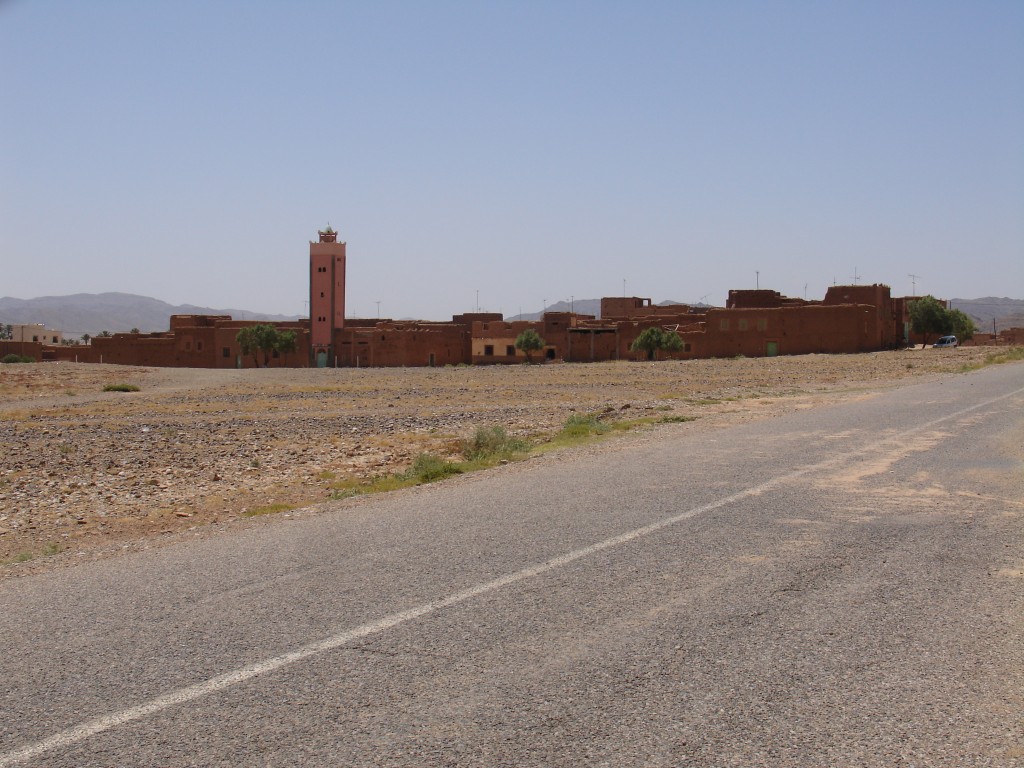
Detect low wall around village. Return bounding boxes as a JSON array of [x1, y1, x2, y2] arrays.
[[1, 340, 45, 361], [17, 286, 1011, 371]]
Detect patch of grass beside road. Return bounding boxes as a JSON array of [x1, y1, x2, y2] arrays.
[[2, 542, 62, 565], [958, 346, 1024, 373], [243, 503, 294, 517], [325, 412, 699, 502]]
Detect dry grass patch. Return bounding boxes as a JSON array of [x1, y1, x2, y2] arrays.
[[243, 503, 295, 518]]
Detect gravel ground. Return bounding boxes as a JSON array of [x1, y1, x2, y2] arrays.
[[0, 347, 997, 573]]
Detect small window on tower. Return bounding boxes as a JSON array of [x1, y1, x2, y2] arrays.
[[484, 345, 494, 356]]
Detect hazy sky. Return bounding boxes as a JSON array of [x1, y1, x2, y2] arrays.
[[2, 1, 1022, 320]]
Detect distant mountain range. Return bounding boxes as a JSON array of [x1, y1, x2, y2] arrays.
[[1, 293, 1020, 338], [0, 293, 301, 337], [949, 297, 1024, 333]]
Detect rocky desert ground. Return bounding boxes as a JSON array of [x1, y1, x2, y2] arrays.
[[0, 347, 1006, 575]]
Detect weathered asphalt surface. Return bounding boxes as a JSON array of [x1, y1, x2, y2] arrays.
[[1, 364, 1022, 767]]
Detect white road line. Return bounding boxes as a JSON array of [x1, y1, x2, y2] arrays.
[[2, 384, 1021, 766]]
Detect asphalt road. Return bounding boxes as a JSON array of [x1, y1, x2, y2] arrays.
[[2, 364, 1022, 767]]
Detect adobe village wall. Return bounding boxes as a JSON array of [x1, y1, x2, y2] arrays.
[[40, 317, 311, 368], [18, 228, 989, 368], [25, 291, 902, 368]]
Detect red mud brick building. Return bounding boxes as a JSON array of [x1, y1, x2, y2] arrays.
[[24, 227, 1019, 369], [309, 226, 346, 367]]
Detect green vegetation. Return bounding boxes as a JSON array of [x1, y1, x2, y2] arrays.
[[3, 542, 62, 566], [328, 452, 463, 499], [326, 410, 699, 501], [461, 425, 529, 462], [630, 327, 684, 360], [406, 452, 464, 482], [559, 413, 611, 438], [236, 324, 298, 367], [909, 295, 977, 346], [514, 329, 546, 363], [102, 383, 140, 392], [243, 503, 294, 517], [1, 354, 35, 364], [948, 309, 976, 341]]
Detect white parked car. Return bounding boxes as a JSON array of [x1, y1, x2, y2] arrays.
[[933, 335, 958, 348]]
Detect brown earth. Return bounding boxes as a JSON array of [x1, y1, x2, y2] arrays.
[[0, 347, 1001, 576]]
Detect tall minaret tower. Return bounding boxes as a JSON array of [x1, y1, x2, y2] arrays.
[[309, 226, 346, 366]]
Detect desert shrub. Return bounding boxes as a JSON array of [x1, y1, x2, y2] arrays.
[[560, 413, 610, 439], [461, 425, 528, 461], [102, 383, 140, 392], [1, 354, 34, 364], [406, 453, 464, 483]]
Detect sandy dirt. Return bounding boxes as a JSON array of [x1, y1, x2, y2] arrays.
[[0, 347, 999, 575]]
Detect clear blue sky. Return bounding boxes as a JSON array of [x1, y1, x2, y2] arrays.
[[2, 1, 1022, 320]]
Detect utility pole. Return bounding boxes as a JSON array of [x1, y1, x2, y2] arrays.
[[755, 270, 760, 289], [804, 283, 808, 300], [851, 267, 860, 285], [570, 295, 574, 313], [375, 300, 381, 318], [623, 278, 626, 298], [908, 273, 921, 296], [475, 289, 479, 312]]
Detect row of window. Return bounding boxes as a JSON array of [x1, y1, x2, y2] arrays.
[[482, 345, 517, 356]]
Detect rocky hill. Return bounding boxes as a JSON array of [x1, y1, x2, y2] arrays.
[[949, 297, 1024, 333], [0, 293, 301, 337]]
